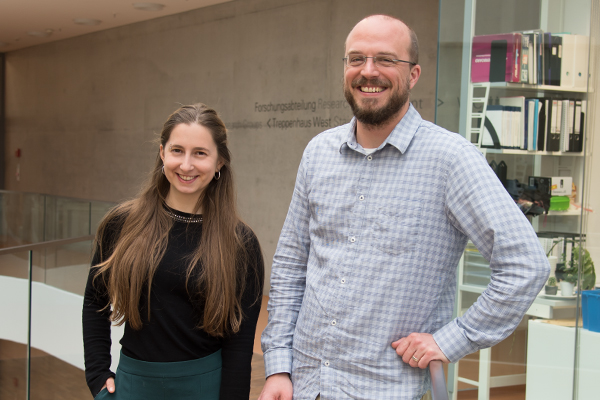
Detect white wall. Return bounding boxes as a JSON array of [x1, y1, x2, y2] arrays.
[[0, 276, 124, 371]]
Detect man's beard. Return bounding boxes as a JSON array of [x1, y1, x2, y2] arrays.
[[344, 77, 410, 128]]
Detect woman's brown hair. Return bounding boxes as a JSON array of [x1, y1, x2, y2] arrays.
[[94, 103, 254, 337]]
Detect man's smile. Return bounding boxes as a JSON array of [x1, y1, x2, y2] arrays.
[[359, 86, 385, 93]]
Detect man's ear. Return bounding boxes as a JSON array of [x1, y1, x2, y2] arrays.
[[409, 64, 421, 90]]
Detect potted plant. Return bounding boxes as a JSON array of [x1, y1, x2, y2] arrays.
[[545, 276, 558, 295], [571, 246, 596, 291], [559, 270, 577, 296], [555, 245, 596, 295]]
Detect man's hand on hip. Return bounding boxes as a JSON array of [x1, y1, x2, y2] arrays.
[[258, 372, 293, 400], [391, 332, 450, 369]]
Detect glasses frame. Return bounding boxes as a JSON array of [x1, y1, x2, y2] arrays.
[[343, 55, 417, 68]]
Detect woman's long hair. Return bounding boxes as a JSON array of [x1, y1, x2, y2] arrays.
[[94, 103, 251, 337]]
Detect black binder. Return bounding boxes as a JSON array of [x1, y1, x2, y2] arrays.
[[490, 40, 508, 82]]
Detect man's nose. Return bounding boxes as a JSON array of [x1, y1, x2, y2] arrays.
[[361, 57, 380, 78]]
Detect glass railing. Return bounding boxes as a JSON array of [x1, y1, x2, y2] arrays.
[[0, 190, 115, 249], [0, 235, 96, 399], [0, 190, 116, 399]]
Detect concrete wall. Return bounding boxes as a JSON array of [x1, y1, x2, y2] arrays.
[[3, 0, 440, 291]]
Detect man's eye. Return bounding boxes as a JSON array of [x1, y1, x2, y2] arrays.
[[349, 56, 365, 63], [378, 57, 395, 66]]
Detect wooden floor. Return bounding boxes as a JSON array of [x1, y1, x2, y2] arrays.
[[0, 340, 90, 400], [250, 353, 265, 400]]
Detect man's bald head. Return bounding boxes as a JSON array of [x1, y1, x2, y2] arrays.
[[345, 15, 419, 65]]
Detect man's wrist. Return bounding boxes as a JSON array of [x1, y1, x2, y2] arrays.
[[266, 372, 290, 380], [433, 321, 477, 363], [263, 348, 293, 377]]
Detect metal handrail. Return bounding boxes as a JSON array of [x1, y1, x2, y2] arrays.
[[0, 235, 95, 255], [430, 361, 449, 400]]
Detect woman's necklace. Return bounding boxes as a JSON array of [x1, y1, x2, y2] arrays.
[[165, 210, 203, 223]]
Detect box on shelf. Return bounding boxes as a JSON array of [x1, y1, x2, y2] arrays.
[[582, 290, 600, 332], [549, 196, 570, 211], [551, 176, 572, 196], [471, 33, 522, 83]]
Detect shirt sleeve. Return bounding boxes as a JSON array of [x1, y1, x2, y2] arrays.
[[433, 143, 550, 362], [219, 229, 265, 399], [82, 214, 124, 397], [261, 146, 312, 377], [82, 241, 116, 397]]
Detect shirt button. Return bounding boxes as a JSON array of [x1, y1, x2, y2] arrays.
[[367, 155, 373, 160], [359, 195, 365, 201], [331, 320, 336, 326], [324, 361, 330, 367], [341, 278, 346, 284], [350, 236, 356, 243]]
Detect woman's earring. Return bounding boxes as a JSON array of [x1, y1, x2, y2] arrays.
[[162, 165, 165, 175], [214, 170, 221, 180]]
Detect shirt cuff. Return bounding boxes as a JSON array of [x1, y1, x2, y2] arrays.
[[433, 320, 478, 363], [263, 348, 293, 378]]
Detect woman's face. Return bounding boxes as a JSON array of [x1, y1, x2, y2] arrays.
[[160, 123, 222, 206]]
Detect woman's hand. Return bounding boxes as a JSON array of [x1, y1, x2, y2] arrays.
[[101, 377, 116, 394]]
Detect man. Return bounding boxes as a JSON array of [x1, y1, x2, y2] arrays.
[[260, 15, 549, 400]]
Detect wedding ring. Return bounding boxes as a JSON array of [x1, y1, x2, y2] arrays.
[[412, 356, 419, 362]]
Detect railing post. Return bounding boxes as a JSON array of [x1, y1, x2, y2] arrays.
[[27, 249, 32, 400], [430, 360, 450, 400]]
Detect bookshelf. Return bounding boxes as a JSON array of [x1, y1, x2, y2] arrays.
[[438, 1, 595, 400]]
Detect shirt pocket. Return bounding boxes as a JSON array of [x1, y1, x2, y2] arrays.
[[370, 199, 422, 256]]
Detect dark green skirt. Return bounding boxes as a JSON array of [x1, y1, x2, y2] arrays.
[[94, 350, 222, 400]]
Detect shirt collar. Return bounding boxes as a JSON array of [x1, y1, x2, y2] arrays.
[[339, 103, 421, 154]]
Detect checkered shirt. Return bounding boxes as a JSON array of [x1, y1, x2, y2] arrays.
[[261, 105, 549, 400]]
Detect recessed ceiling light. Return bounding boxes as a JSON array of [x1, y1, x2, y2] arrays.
[[27, 29, 53, 38], [73, 18, 102, 26], [133, 3, 165, 11]]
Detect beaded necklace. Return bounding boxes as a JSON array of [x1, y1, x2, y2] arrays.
[[165, 210, 203, 223]]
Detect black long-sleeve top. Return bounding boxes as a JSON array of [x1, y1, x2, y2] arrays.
[[82, 208, 264, 399]]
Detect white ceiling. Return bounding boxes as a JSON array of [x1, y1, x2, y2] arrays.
[[0, 0, 232, 52]]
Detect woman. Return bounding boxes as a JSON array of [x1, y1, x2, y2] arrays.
[[83, 103, 264, 400]]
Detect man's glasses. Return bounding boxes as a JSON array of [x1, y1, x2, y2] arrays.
[[343, 55, 416, 68]]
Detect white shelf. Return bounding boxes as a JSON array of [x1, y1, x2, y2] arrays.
[[481, 148, 585, 156], [475, 82, 590, 93], [547, 209, 581, 216]]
